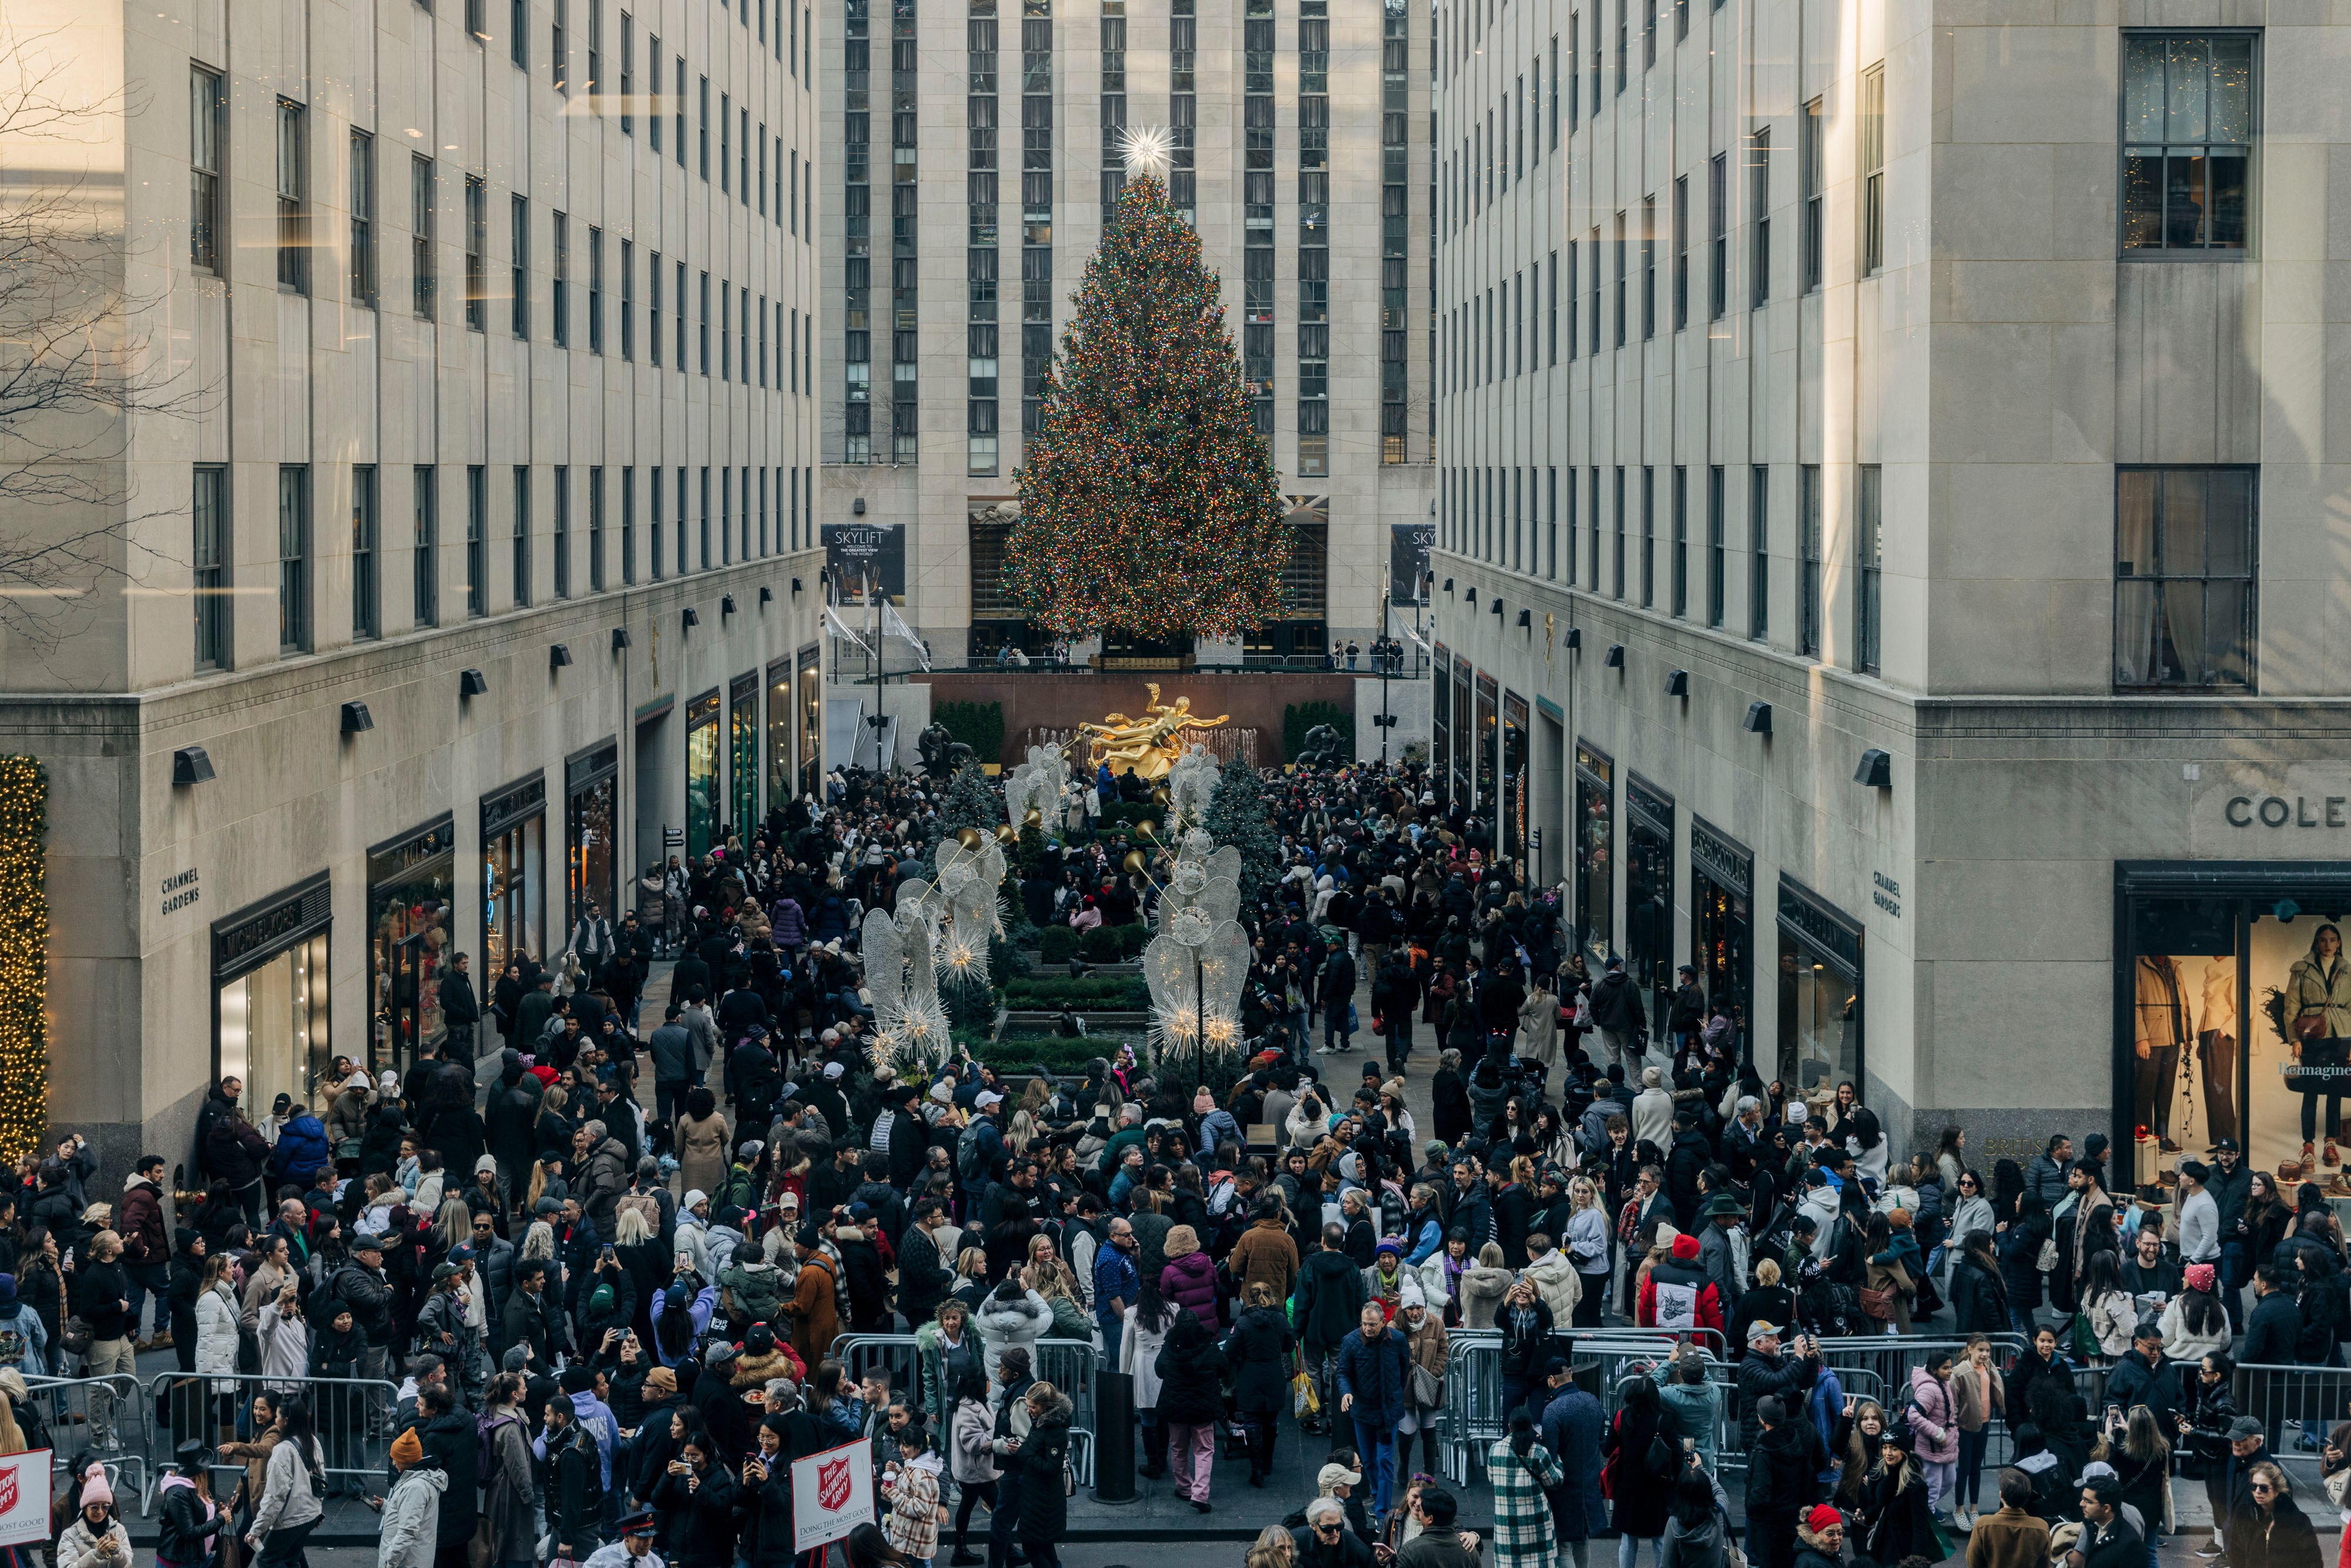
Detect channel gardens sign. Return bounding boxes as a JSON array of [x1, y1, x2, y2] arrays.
[[2191, 764, 2351, 855]]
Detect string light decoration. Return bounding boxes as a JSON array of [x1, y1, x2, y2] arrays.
[[1006, 168, 1290, 640], [0, 758, 48, 1161]]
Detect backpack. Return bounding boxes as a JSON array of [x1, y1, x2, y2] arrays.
[[956, 1123, 989, 1185], [476, 1412, 510, 1487]]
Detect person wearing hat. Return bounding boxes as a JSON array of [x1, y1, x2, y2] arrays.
[[59, 1463, 130, 1568], [156, 1439, 221, 1568], [585, 1510, 664, 1568], [1694, 1191, 1749, 1319], [1790, 1505, 1846, 1568], [379, 1425, 449, 1568]]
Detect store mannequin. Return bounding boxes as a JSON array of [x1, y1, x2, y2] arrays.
[[2135, 954, 2190, 1146], [2198, 958, 2238, 1149]]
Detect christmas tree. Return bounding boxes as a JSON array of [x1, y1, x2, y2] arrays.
[[1202, 753, 1285, 912], [1006, 132, 1290, 640]]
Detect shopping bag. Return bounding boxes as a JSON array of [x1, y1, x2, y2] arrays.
[[1291, 1369, 1320, 1419]]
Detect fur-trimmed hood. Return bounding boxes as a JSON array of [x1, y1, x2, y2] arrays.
[[732, 1346, 799, 1388]]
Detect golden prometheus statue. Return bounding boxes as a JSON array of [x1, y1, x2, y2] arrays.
[[1077, 683, 1231, 782]]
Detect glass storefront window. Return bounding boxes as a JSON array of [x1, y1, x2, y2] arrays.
[[1777, 874, 1863, 1102], [798, 651, 823, 798], [729, 673, 760, 839], [1575, 741, 1615, 962], [686, 688, 722, 857], [1451, 659, 1472, 806], [484, 814, 544, 977], [1626, 773, 1674, 1045], [367, 820, 455, 1076], [566, 741, 619, 933], [1502, 692, 1529, 865], [767, 661, 795, 806], [1690, 817, 1754, 1062], [1430, 647, 1451, 808], [2125, 895, 2242, 1189], [220, 930, 333, 1117], [1474, 673, 1498, 820]]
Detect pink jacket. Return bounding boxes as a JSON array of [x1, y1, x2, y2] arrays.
[[1907, 1365, 1962, 1463], [1160, 1251, 1222, 1331]]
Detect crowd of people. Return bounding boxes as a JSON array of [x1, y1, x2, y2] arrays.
[[2, 757, 2351, 1568]]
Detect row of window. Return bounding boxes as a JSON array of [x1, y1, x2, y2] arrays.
[[192, 462, 819, 668], [1439, 463, 2255, 691], [470, 0, 805, 82], [190, 49, 815, 311]]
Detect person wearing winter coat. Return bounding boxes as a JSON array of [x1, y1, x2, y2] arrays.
[[1520, 1235, 1583, 1324], [1014, 1383, 1074, 1566], [1337, 1302, 1414, 1516], [648, 1433, 740, 1568], [1158, 1224, 1221, 1331], [1458, 1242, 1513, 1329], [948, 1372, 1002, 1564], [1950, 1231, 2011, 1336], [1951, 1336, 2007, 1526], [156, 1445, 223, 1568], [245, 1400, 327, 1566], [786, 1245, 841, 1366], [1154, 1312, 1229, 1510], [975, 1278, 1051, 1386], [1857, 1436, 1938, 1565], [1905, 1350, 1963, 1515], [379, 1428, 448, 1568], [56, 1469, 132, 1568], [255, 1292, 310, 1389], [1486, 1415, 1569, 1568], [480, 1376, 540, 1568], [272, 1110, 333, 1191], [1655, 1349, 1723, 1468], [1225, 1281, 1298, 1486]]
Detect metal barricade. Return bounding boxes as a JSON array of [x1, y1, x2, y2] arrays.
[[146, 1370, 401, 1505], [25, 1375, 151, 1512], [829, 1335, 1099, 1485], [2233, 1363, 2351, 1493]]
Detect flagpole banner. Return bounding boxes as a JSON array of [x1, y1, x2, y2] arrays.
[[823, 524, 907, 604], [791, 1440, 876, 1553], [0, 1450, 54, 1547], [1389, 524, 1434, 605]]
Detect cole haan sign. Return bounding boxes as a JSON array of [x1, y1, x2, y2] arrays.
[[2192, 765, 2351, 856]]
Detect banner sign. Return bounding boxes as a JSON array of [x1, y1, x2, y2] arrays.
[[0, 1451, 55, 1547], [1389, 524, 1434, 605], [792, 1440, 876, 1553], [823, 524, 906, 604]]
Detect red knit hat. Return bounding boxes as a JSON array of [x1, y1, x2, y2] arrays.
[[1806, 1506, 1844, 1535], [1671, 1234, 1701, 1261]]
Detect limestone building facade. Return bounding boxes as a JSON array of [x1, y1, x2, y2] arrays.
[[1434, 0, 2351, 1175], [0, 0, 822, 1166]]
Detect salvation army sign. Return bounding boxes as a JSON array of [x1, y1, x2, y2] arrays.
[[792, 1440, 875, 1553], [0, 1451, 53, 1547]]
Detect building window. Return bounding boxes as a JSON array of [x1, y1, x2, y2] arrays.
[[276, 99, 309, 293], [1612, 210, 1626, 346], [511, 0, 527, 65], [1856, 463, 1881, 674], [1801, 97, 1824, 290], [511, 465, 531, 606], [1749, 128, 1770, 307], [675, 58, 686, 166], [1860, 63, 1885, 274], [351, 464, 380, 639], [411, 157, 436, 318], [1379, 0, 1408, 463], [2123, 33, 2253, 253], [194, 465, 228, 668], [675, 260, 686, 367], [550, 211, 568, 346], [698, 74, 709, 179], [413, 465, 438, 628], [720, 91, 731, 192], [1799, 463, 1821, 656], [649, 465, 664, 579], [621, 467, 636, 584], [1670, 465, 1687, 618], [621, 12, 633, 132], [553, 0, 568, 89], [2115, 466, 2255, 689], [1546, 250, 1559, 366], [348, 130, 376, 305], [552, 466, 570, 598], [1707, 464, 1724, 627], [1748, 464, 1768, 641], [588, 226, 603, 351], [464, 175, 486, 330], [190, 66, 225, 272], [1612, 465, 1625, 598], [1298, 0, 1331, 478], [510, 195, 530, 337], [1672, 175, 1687, 329], [277, 464, 312, 651], [1640, 196, 1656, 338], [699, 270, 711, 374], [1707, 152, 1726, 319], [698, 466, 711, 569], [465, 465, 487, 615], [649, 249, 662, 365], [1639, 466, 1655, 605], [619, 239, 633, 358]]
